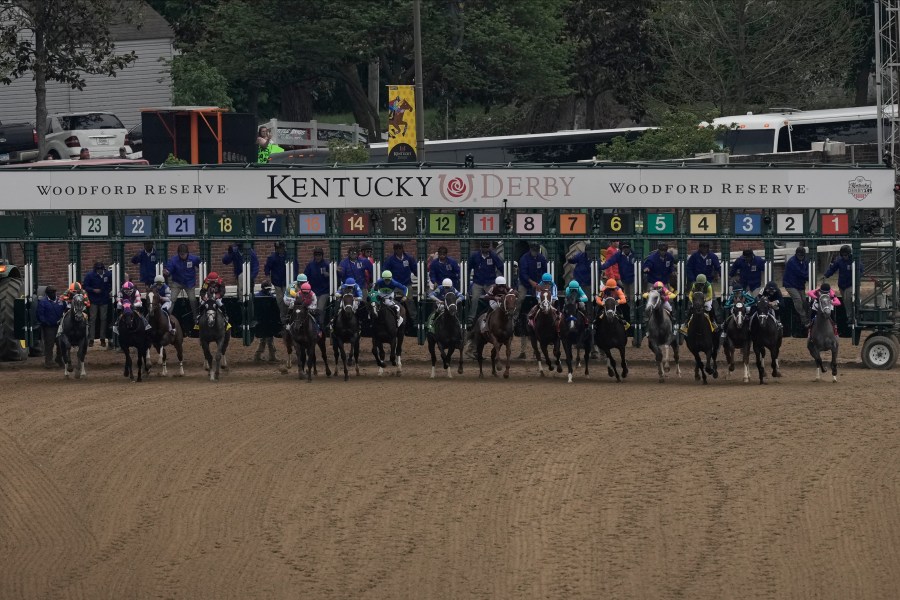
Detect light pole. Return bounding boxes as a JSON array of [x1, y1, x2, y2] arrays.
[[413, 0, 425, 160]]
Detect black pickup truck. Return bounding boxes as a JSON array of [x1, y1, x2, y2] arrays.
[[0, 120, 39, 164]]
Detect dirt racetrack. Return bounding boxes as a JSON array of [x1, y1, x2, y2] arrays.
[[1, 336, 899, 600]]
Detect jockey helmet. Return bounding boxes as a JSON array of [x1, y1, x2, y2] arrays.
[[69, 282, 83, 294], [206, 271, 219, 282], [653, 281, 665, 289], [122, 281, 135, 291], [696, 274, 707, 284], [300, 283, 312, 293], [344, 277, 356, 286], [154, 275, 165, 284], [568, 280, 580, 289], [541, 273, 552, 283], [261, 280, 273, 293], [296, 273, 307, 283], [820, 282, 831, 292], [765, 281, 778, 291], [605, 278, 617, 288], [495, 276, 506, 285], [442, 278, 453, 288], [840, 245, 851, 257], [381, 270, 392, 279]]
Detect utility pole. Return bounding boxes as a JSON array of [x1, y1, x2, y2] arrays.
[[413, 0, 425, 160]]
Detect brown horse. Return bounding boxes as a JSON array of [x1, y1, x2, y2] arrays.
[[146, 289, 184, 377], [388, 96, 413, 138], [473, 290, 517, 378]]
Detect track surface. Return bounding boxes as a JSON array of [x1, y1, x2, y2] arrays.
[[1, 337, 899, 599]]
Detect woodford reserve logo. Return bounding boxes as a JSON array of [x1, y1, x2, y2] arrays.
[[847, 176, 872, 201], [267, 174, 575, 203]]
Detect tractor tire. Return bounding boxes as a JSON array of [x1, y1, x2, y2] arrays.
[[0, 274, 26, 361], [861, 334, 898, 370]]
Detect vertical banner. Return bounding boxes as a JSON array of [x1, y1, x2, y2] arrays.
[[387, 85, 417, 162]]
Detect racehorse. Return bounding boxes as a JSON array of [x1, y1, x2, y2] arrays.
[[388, 96, 413, 138], [58, 293, 88, 379], [146, 289, 184, 377], [807, 293, 839, 382], [472, 289, 517, 378], [367, 292, 406, 377], [427, 291, 464, 379], [331, 292, 361, 381], [559, 293, 592, 384], [528, 290, 561, 377], [644, 289, 681, 383], [198, 296, 229, 382], [750, 297, 783, 384], [287, 302, 328, 382], [723, 301, 752, 382], [116, 301, 151, 382], [593, 295, 628, 383], [685, 291, 718, 384]]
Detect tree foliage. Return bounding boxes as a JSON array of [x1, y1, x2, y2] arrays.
[[595, 111, 729, 161], [0, 0, 137, 155], [168, 55, 232, 108], [652, 0, 864, 116], [327, 140, 370, 164]]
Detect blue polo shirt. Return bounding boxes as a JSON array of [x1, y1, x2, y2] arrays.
[[567, 252, 591, 287], [518, 252, 548, 288], [130, 248, 159, 287], [383, 253, 417, 286], [338, 256, 371, 287], [83, 270, 112, 305], [599, 250, 638, 284], [685, 251, 720, 282], [264, 251, 295, 288], [429, 257, 460, 289], [642, 251, 676, 285], [824, 256, 860, 290], [165, 254, 200, 287], [783, 255, 809, 290], [729, 255, 765, 290], [303, 259, 331, 296], [222, 247, 260, 279], [468, 251, 503, 286]]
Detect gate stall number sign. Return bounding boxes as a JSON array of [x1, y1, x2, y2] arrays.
[[602, 214, 632, 234], [515, 213, 544, 235], [559, 213, 587, 235], [211, 213, 239, 237], [124, 215, 152, 237], [821, 213, 849, 235], [256, 215, 283, 236], [341, 213, 371, 235], [647, 213, 674, 235], [689, 213, 717, 235], [429, 213, 456, 235], [734, 213, 762, 235], [298, 214, 326, 234], [80, 215, 109, 237], [776, 213, 805, 235], [473, 213, 501, 235], [167, 214, 196, 236], [385, 212, 416, 236]]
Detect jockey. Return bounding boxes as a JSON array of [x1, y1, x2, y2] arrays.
[[284, 273, 307, 306], [294, 282, 323, 336], [478, 275, 512, 332], [527, 272, 559, 328], [642, 281, 675, 313], [195, 272, 228, 329], [58, 282, 91, 336], [807, 282, 841, 335], [334, 276, 363, 300], [565, 279, 589, 305], [753, 280, 784, 330], [682, 273, 716, 334], [426, 278, 464, 332], [114, 281, 152, 332], [370, 270, 406, 326], [596, 278, 629, 327], [150, 274, 175, 334], [720, 284, 756, 338]]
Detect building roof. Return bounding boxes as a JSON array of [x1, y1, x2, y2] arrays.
[[109, 1, 174, 42]]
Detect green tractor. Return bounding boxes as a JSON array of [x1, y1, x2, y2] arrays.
[[0, 258, 26, 361]]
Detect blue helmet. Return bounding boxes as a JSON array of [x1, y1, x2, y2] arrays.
[[345, 277, 356, 286], [541, 273, 552, 283]]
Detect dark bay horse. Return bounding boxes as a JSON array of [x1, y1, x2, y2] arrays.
[[427, 291, 464, 379], [117, 302, 151, 382], [807, 293, 839, 382], [644, 289, 681, 383], [473, 290, 517, 378], [199, 296, 229, 382], [750, 298, 783, 384], [146, 289, 184, 377], [287, 302, 327, 382], [560, 294, 592, 384], [367, 294, 405, 377], [58, 293, 88, 379], [528, 290, 561, 377], [685, 292, 718, 384], [723, 301, 752, 383], [593, 295, 628, 383], [331, 292, 361, 381]]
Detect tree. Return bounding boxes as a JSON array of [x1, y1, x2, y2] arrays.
[[653, 0, 863, 116], [566, 0, 656, 128], [168, 55, 232, 108], [327, 139, 369, 163], [595, 111, 728, 161], [0, 0, 138, 156]]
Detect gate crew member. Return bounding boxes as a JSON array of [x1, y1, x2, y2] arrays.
[[729, 248, 765, 296], [823, 245, 860, 326], [164, 243, 200, 318], [84, 261, 112, 348], [567, 243, 592, 291], [337, 244, 372, 294], [37, 285, 65, 368], [383, 242, 417, 323], [130, 241, 159, 289], [783, 246, 810, 329], [642, 242, 677, 290], [304, 247, 331, 327], [599, 241, 638, 322], [265, 241, 293, 321], [517, 242, 549, 359], [466, 240, 503, 328], [222, 241, 259, 299], [429, 246, 460, 291], [686, 241, 720, 284]]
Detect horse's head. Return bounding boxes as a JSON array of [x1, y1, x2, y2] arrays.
[[691, 291, 705, 314], [538, 290, 552, 313], [341, 293, 355, 313], [818, 293, 834, 316], [603, 295, 618, 318], [146, 290, 158, 314], [71, 294, 85, 319], [444, 292, 458, 316], [645, 289, 660, 313], [732, 302, 745, 327], [502, 290, 517, 314]]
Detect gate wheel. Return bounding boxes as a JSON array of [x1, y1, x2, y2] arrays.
[[861, 334, 898, 370]]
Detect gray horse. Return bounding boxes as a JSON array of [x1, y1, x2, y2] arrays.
[[723, 301, 752, 383], [807, 293, 839, 382], [644, 289, 680, 383], [198, 296, 229, 382]]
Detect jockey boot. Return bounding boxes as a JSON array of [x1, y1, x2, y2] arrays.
[[679, 317, 690, 335]]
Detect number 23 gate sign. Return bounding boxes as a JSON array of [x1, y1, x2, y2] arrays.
[[1, 166, 892, 210]]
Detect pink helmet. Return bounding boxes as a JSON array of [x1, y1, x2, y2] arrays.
[[122, 281, 135, 291], [300, 283, 312, 293], [653, 281, 665, 289]]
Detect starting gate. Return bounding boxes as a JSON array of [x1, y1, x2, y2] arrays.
[[0, 163, 896, 368]]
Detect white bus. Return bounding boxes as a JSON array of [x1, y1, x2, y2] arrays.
[[710, 106, 887, 155]]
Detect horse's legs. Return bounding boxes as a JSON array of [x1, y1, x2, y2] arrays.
[[490, 345, 499, 377], [619, 345, 628, 380], [457, 335, 464, 375], [807, 340, 824, 381], [136, 346, 145, 383], [563, 341, 574, 383], [352, 336, 360, 376], [530, 335, 543, 375], [830, 343, 838, 382], [318, 336, 331, 377], [754, 344, 768, 384], [648, 340, 664, 383], [503, 340, 511, 379], [724, 339, 735, 376], [741, 343, 751, 383], [124, 346, 132, 379], [672, 342, 681, 377], [428, 339, 437, 378], [692, 350, 707, 384], [77, 339, 87, 379], [553, 340, 562, 373]]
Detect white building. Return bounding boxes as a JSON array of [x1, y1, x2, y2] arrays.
[[0, 1, 174, 128]]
